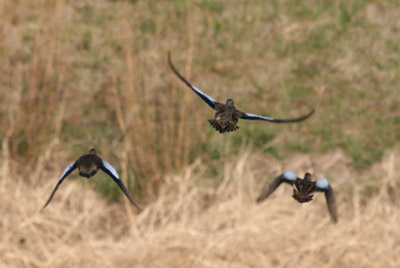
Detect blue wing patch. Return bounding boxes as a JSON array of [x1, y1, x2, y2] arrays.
[[102, 160, 120, 180]]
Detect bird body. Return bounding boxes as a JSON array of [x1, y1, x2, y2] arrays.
[[208, 100, 240, 133], [43, 149, 141, 211], [76, 150, 102, 178], [292, 173, 317, 203], [257, 171, 337, 223]]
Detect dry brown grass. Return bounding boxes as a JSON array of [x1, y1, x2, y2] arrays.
[[1, 150, 400, 268]]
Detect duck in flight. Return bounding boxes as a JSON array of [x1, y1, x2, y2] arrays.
[[256, 171, 337, 223], [168, 52, 315, 133], [43, 149, 141, 211]]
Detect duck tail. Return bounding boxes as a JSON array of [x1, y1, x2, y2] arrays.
[[208, 120, 239, 134], [225, 124, 239, 133], [208, 119, 224, 133]]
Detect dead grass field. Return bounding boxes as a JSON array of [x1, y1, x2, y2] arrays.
[[1, 0, 400, 267], [1, 150, 400, 267]]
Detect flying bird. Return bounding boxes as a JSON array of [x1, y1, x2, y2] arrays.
[[43, 148, 141, 211], [256, 171, 337, 223], [168, 51, 315, 133]]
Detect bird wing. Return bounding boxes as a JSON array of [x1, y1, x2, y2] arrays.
[[168, 51, 218, 109], [42, 161, 77, 209], [100, 160, 141, 211], [238, 108, 315, 123], [256, 170, 298, 203], [316, 178, 338, 223]]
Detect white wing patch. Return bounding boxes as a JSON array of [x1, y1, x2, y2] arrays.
[[244, 113, 276, 121], [282, 170, 297, 182], [192, 85, 217, 104], [316, 178, 330, 190], [60, 161, 76, 180], [102, 160, 120, 180]]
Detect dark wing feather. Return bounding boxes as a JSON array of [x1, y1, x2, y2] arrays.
[[315, 178, 337, 223], [42, 161, 77, 209], [168, 51, 217, 109], [100, 160, 141, 211], [256, 174, 295, 203], [324, 186, 337, 223], [238, 109, 315, 123]]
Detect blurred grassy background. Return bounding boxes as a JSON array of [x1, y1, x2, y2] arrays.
[[2, 1, 400, 267], [1, 0, 400, 202]]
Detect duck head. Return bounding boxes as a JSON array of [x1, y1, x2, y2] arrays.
[[89, 148, 97, 155], [226, 99, 235, 107]]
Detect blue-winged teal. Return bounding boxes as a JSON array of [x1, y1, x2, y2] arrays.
[[257, 171, 337, 222], [168, 52, 315, 134], [43, 149, 141, 211]]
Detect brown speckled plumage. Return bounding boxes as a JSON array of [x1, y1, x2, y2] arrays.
[[257, 171, 337, 223]]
